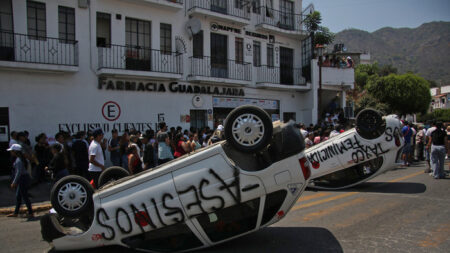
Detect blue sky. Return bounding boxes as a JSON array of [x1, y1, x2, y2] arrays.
[[304, 0, 450, 33]]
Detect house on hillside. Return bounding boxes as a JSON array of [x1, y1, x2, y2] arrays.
[[430, 85, 450, 111]]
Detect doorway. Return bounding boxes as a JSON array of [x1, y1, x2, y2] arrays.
[[211, 33, 228, 78], [280, 47, 293, 85], [0, 108, 10, 175]]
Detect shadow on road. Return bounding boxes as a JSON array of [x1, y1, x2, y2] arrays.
[[48, 227, 343, 253], [339, 182, 427, 194]]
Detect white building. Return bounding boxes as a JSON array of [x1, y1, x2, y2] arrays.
[[0, 0, 354, 163], [430, 85, 450, 110]]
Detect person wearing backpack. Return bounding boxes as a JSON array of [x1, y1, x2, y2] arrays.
[[427, 121, 448, 179]]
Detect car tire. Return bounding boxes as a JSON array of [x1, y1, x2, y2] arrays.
[[356, 109, 385, 139], [50, 175, 94, 218], [98, 166, 130, 188], [225, 105, 273, 153]]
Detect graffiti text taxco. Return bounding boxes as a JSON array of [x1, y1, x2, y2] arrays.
[[307, 127, 398, 165], [96, 167, 240, 241]]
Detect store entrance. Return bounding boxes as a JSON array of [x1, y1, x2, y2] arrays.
[[0, 108, 10, 175]]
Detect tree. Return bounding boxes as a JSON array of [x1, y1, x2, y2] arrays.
[[417, 109, 450, 122], [366, 73, 432, 116], [304, 11, 334, 56], [354, 63, 379, 88]]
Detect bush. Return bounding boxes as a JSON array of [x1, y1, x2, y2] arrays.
[[417, 109, 450, 123]]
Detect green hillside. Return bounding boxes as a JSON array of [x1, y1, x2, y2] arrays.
[[333, 21, 450, 85]]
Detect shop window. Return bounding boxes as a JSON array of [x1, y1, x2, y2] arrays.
[[96, 12, 110, 47], [253, 41, 261, 67], [160, 23, 172, 54], [58, 6, 75, 43], [27, 1, 46, 40], [261, 190, 287, 225], [235, 38, 243, 64], [190, 110, 207, 131], [121, 222, 203, 252], [196, 198, 260, 242], [193, 30, 203, 58]]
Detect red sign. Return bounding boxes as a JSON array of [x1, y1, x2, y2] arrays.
[[102, 101, 121, 121]]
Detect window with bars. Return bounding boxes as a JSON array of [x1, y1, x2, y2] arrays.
[[193, 30, 203, 58], [235, 37, 243, 64], [27, 1, 46, 40], [160, 23, 172, 54], [125, 18, 151, 49], [58, 6, 75, 43], [253, 41, 261, 67], [267, 44, 274, 67], [96, 12, 110, 47], [0, 0, 13, 32]]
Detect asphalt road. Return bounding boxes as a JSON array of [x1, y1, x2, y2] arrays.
[[0, 161, 448, 253]]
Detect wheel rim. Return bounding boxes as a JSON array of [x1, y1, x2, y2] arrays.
[[57, 182, 88, 212], [231, 113, 265, 147]]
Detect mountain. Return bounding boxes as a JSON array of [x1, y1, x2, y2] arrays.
[[333, 21, 450, 85]]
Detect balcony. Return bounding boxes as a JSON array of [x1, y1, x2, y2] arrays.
[[188, 56, 251, 86], [321, 66, 355, 89], [187, 0, 250, 27], [0, 30, 78, 72], [256, 65, 307, 91], [255, 7, 308, 39], [123, 0, 183, 10], [97, 45, 182, 80]]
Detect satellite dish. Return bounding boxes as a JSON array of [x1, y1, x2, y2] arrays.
[[186, 18, 202, 39]]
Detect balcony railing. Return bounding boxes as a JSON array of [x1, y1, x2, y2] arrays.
[[0, 30, 78, 66], [187, 0, 250, 20], [256, 65, 305, 86], [190, 56, 251, 81], [98, 45, 182, 74], [256, 7, 306, 32]]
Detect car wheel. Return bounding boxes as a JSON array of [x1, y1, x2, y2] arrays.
[[356, 109, 385, 139], [225, 105, 273, 153], [50, 175, 94, 218], [98, 166, 130, 188]]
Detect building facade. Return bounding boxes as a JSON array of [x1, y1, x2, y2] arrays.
[[0, 0, 353, 164]]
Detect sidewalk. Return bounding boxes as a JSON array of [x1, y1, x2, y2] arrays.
[[0, 176, 52, 215]]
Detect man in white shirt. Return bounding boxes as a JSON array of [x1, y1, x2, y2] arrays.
[[9, 131, 18, 148], [88, 128, 105, 187], [299, 124, 308, 138]]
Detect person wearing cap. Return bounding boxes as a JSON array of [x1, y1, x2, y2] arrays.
[[7, 144, 33, 218], [88, 128, 105, 187]]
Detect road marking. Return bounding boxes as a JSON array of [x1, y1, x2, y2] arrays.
[[291, 192, 358, 211], [296, 192, 333, 203], [418, 223, 450, 248], [292, 170, 424, 211], [301, 197, 368, 221], [387, 170, 424, 183]]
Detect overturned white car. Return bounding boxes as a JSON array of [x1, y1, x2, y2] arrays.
[[307, 110, 404, 190], [40, 106, 402, 252]]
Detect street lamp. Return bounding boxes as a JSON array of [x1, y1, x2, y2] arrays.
[[316, 44, 325, 122]]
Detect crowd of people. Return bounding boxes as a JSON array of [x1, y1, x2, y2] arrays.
[[401, 120, 449, 179], [322, 55, 354, 68]]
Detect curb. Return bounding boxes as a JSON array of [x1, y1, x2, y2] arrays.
[[0, 202, 52, 215]]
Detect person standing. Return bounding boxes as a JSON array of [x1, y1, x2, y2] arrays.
[[7, 144, 33, 218], [425, 121, 437, 173], [173, 133, 190, 158], [34, 133, 51, 182], [142, 134, 155, 170], [157, 122, 173, 165], [88, 128, 106, 188], [46, 144, 69, 182], [108, 129, 121, 166], [415, 126, 425, 161], [119, 132, 130, 170], [71, 131, 89, 179], [401, 122, 413, 166], [427, 122, 447, 179], [127, 145, 143, 175]]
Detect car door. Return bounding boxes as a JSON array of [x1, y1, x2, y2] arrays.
[[171, 148, 266, 245]]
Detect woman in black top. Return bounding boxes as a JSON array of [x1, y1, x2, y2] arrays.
[[46, 144, 69, 182], [427, 122, 448, 179], [34, 133, 52, 182]]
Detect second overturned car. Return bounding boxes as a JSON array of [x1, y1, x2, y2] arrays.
[[40, 106, 403, 252]]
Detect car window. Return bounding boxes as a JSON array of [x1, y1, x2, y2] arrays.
[[121, 222, 203, 252], [196, 198, 260, 242], [261, 190, 287, 225]]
